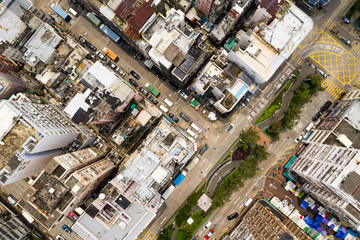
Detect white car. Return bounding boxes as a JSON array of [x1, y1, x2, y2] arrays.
[[178, 90, 189, 99], [116, 68, 126, 77], [56, 235, 65, 240], [96, 51, 105, 60], [294, 134, 304, 143]]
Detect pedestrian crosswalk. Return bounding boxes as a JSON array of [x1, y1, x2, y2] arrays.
[[353, 44, 360, 55], [321, 78, 343, 99], [137, 228, 157, 240], [290, 51, 303, 64], [323, 18, 336, 31]]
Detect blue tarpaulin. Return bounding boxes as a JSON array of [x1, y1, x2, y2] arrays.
[[348, 228, 360, 237], [315, 214, 323, 223], [336, 230, 348, 239], [300, 201, 309, 209]]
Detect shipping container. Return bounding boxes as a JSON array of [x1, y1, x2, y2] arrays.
[[99, 24, 120, 42]]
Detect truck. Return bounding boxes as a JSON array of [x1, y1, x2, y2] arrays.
[[103, 47, 119, 62], [173, 170, 187, 186], [22, 210, 34, 223], [51, 4, 71, 22], [99, 24, 120, 42], [145, 83, 160, 97], [244, 197, 253, 207], [86, 12, 101, 26], [186, 157, 200, 171], [162, 185, 175, 200]]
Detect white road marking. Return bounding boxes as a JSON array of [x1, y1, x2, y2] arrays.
[[160, 217, 167, 224]]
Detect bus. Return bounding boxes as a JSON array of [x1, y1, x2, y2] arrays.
[[103, 47, 119, 62], [99, 24, 120, 42], [145, 83, 160, 97], [86, 12, 101, 26]]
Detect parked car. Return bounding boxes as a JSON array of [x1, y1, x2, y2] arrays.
[[129, 78, 138, 87], [139, 86, 149, 96], [343, 17, 350, 24], [116, 68, 126, 77], [294, 134, 304, 143], [169, 113, 179, 123], [180, 112, 190, 122], [78, 36, 86, 44], [86, 41, 97, 51], [106, 60, 116, 69], [312, 111, 322, 121], [68, 211, 79, 221], [227, 212, 239, 220], [167, 81, 178, 91], [62, 225, 72, 234], [204, 229, 214, 239], [178, 90, 189, 99], [241, 97, 250, 108], [149, 95, 158, 105], [199, 144, 209, 155], [130, 70, 140, 79], [96, 51, 105, 60], [56, 235, 65, 240], [226, 124, 234, 133]]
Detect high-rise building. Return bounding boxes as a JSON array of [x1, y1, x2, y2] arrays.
[[0, 100, 95, 185], [290, 90, 360, 230], [0, 201, 31, 240], [195, 0, 214, 17], [18, 147, 115, 230]]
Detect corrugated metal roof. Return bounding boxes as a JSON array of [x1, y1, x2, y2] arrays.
[[127, 0, 154, 32], [260, 0, 285, 15], [115, 0, 136, 18]]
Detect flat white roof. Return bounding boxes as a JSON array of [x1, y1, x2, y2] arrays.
[[260, 2, 313, 59], [63, 89, 92, 118], [0, 7, 26, 44], [82, 61, 118, 89], [24, 23, 62, 64], [0, 101, 19, 140]]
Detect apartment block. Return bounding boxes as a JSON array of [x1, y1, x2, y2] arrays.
[[18, 148, 114, 230], [0, 100, 95, 185]]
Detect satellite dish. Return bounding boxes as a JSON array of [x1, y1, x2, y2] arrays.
[[99, 193, 105, 200], [117, 174, 124, 180]]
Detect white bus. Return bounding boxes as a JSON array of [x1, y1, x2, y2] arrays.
[[158, 104, 169, 113], [186, 128, 198, 139], [190, 122, 202, 133], [163, 97, 173, 108]]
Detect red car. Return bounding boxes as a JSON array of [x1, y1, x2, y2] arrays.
[[204, 229, 214, 239]]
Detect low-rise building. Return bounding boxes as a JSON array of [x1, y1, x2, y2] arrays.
[[72, 119, 197, 240]]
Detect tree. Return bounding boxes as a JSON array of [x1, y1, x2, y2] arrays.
[[240, 127, 260, 149], [253, 145, 270, 162]]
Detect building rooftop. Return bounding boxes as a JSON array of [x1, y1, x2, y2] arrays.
[[344, 100, 360, 131], [127, 0, 155, 32], [260, 0, 285, 15], [341, 171, 360, 202], [259, 2, 313, 59], [0, 2, 27, 44], [24, 23, 62, 65]]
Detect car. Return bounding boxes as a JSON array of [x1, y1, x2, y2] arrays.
[[205, 229, 214, 239], [226, 124, 234, 132], [149, 95, 158, 105], [167, 81, 178, 91], [294, 134, 304, 143], [178, 90, 189, 99], [96, 51, 105, 60], [78, 36, 86, 44], [199, 144, 209, 155], [129, 78, 138, 87], [312, 111, 322, 121], [227, 212, 239, 220], [315, 67, 328, 78], [86, 41, 97, 51], [62, 225, 72, 234], [343, 17, 350, 24], [56, 235, 65, 240], [241, 97, 250, 108], [139, 87, 149, 96], [180, 112, 190, 122], [106, 60, 116, 69], [68, 211, 79, 220], [116, 68, 126, 77], [130, 70, 140, 79], [169, 113, 179, 123]]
